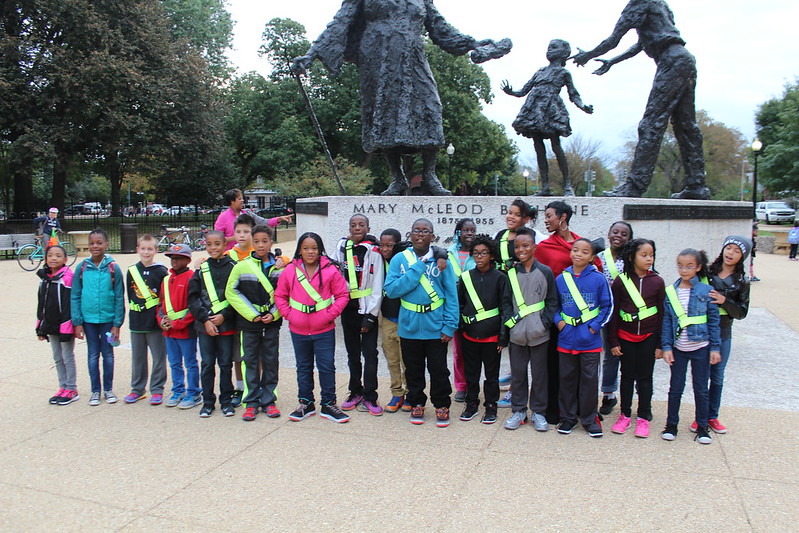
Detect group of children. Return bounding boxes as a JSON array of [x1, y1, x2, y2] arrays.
[[35, 199, 751, 444]]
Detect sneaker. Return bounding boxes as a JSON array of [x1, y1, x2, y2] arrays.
[[557, 420, 576, 434], [689, 420, 698, 433], [341, 393, 363, 411], [361, 400, 383, 416], [164, 392, 185, 408], [221, 404, 235, 417], [599, 395, 617, 415], [751, 276, 760, 282], [695, 425, 712, 444], [504, 411, 528, 430], [150, 393, 164, 405], [124, 392, 147, 404], [481, 405, 497, 425], [661, 424, 678, 441], [453, 390, 467, 403], [242, 406, 258, 421], [178, 394, 202, 410], [532, 412, 549, 432], [231, 389, 243, 407], [497, 390, 512, 408], [104, 391, 118, 404], [385, 396, 404, 413], [435, 407, 450, 427], [634, 418, 650, 438], [320, 403, 350, 423], [56, 390, 80, 406], [460, 403, 479, 421], [50, 388, 66, 404], [708, 419, 727, 434], [401, 400, 413, 412], [612, 413, 631, 434], [289, 401, 316, 422], [88, 392, 101, 406], [499, 373, 512, 391], [199, 405, 214, 418], [264, 403, 281, 418], [410, 405, 425, 425], [586, 417, 604, 438]]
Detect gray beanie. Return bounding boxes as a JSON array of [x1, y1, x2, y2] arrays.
[[722, 235, 752, 261]]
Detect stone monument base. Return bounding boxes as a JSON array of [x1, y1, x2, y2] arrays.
[[296, 196, 752, 278]]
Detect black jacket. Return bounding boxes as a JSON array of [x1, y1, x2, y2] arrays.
[[457, 267, 514, 346], [188, 256, 237, 334], [708, 271, 750, 339], [126, 262, 169, 332]]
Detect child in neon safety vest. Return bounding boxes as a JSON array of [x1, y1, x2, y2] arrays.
[[607, 238, 664, 438], [331, 214, 384, 415], [125, 234, 169, 405], [378, 229, 409, 412], [660, 248, 721, 445], [158, 244, 199, 409], [554, 238, 613, 437], [189, 230, 237, 418], [447, 218, 477, 403]]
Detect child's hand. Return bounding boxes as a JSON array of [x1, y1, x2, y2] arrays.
[[262, 313, 274, 324], [582, 104, 594, 114], [611, 346, 622, 356], [436, 257, 447, 272], [662, 350, 674, 366], [440, 333, 452, 343], [557, 320, 566, 331], [160, 317, 172, 330], [110, 326, 120, 342], [710, 351, 721, 365], [74, 325, 85, 340], [204, 321, 219, 336], [275, 257, 286, 269], [209, 314, 224, 326], [38, 336, 47, 341], [655, 348, 663, 359], [708, 290, 726, 305]]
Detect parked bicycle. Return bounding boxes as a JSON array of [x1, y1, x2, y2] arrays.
[[192, 223, 209, 251], [17, 234, 78, 271], [157, 225, 192, 253]]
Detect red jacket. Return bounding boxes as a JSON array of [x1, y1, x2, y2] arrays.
[[157, 267, 195, 339], [275, 257, 349, 336], [534, 231, 601, 277]]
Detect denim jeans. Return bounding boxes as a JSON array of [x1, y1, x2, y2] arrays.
[[708, 336, 732, 420], [666, 346, 710, 427], [291, 330, 336, 405], [84, 322, 114, 393], [165, 337, 200, 397], [600, 329, 620, 394]]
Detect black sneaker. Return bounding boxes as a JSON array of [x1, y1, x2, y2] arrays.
[[289, 401, 316, 422], [231, 389, 243, 407], [586, 417, 603, 438], [221, 404, 235, 417], [320, 403, 350, 423], [459, 403, 479, 421], [661, 424, 678, 441], [694, 425, 712, 445], [199, 405, 214, 418], [481, 404, 498, 425], [599, 395, 617, 415], [557, 420, 576, 434]]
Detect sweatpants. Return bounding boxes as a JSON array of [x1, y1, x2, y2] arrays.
[[509, 341, 549, 415], [241, 327, 279, 408], [462, 337, 500, 406], [341, 307, 379, 402], [401, 338, 452, 409], [618, 335, 658, 420], [199, 332, 234, 407], [451, 332, 467, 393], [130, 330, 167, 396], [380, 318, 407, 397], [558, 350, 600, 427], [49, 335, 77, 390]]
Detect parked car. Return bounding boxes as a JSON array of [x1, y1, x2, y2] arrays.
[[64, 205, 86, 216], [756, 201, 796, 224], [256, 206, 293, 219]]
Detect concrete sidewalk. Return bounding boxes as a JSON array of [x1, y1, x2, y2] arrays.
[[0, 250, 797, 531]]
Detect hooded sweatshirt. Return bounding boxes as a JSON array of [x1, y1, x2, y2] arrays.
[[36, 264, 74, 340], [555, 264, 613, 352]]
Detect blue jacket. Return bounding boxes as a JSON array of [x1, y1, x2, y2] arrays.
[[661, 276, 721, 352], [384, 247, 459, 339], [71, 255, 125, 327], [555, 265, 613, 352], [447, 241, 475, 277]]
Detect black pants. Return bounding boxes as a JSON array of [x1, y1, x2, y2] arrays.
[[400, 338, 451, 408], [509, 341, 549, 414], [558, 350, 600, 427], [545, 326, 561, 423], [199, 332, 234, 407], [241, 326, 280, 408], [341, 307, 379, 402], [790, 243, 798, 259], [462, 337, 500, 406], [619, 335, 658, 420]]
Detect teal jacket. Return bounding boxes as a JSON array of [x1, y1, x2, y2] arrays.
[[70, 255, 125, 327], [447, 241, 475, 278], [384, 247, 459, 339]]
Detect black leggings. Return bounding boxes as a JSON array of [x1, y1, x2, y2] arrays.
[[618, 335, 658, 420]]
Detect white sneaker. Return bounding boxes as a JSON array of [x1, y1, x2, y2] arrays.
[[89, 392, 101, 406], [532, 412, 549, 432], [104, 391, 118, 404]]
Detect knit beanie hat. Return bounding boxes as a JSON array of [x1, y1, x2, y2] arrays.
[[722, 235, 752, 261]]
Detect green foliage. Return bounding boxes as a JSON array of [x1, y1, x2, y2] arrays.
[[756, 81, 799, 196], [274, 156, 375, 197], [161, 0, 233, 80]]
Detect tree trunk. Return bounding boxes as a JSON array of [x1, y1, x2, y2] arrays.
[[12, 168, 33, 216], [52, 147, 70, 213], [108, 154, 123, 217]]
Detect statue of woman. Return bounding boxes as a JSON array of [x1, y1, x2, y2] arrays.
[[502, 39, 593, 196]]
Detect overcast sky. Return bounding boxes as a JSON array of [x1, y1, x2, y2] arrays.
[[224, 0, 799, 168]]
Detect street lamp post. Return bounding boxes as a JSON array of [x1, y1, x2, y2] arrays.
[[751, 138, 762, 220], [446, 143, 455, 191], [523, 168, 530, 196]]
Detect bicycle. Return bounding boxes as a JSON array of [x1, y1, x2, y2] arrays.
[[157, 225, 192, 253], [192, 223, 209, 251], [17, 235, 78, 271]]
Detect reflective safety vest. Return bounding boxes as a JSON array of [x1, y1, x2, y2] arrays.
[[200, 262, 230, 314], [504, 267, 545, 327], [163, 274, 188, 320], [243, 259, 280, 318], [345, 240, 372, 299], [460, 270, 499, 324], [498, 230, 512, 270], [128, 265, 159, 312], [700, 275, 728, 316], [400, 249, 444, 313], [560, 271, 600, 326], [289, 267, 333, 313], [602, 250, 620, 280], [665, 285, 707, 331], [617, 273, 658, 322], [447, 251, 463, 279]]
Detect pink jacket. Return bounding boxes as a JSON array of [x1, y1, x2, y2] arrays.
[[275, 256, 349, 335]]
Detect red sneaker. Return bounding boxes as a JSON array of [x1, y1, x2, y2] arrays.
[[264, 404, 281, 418], [242, 406, 258, 421], [689, 420, 698, 433], [708, 419, 727, 434]]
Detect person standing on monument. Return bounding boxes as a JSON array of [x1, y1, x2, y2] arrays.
[[573, 0, 709, 200]]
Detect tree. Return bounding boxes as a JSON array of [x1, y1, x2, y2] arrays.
[[755, 81, 799, 196], [161, 0, 233, 81]]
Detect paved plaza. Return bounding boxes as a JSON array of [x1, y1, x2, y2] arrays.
[[1, 246, 797, 531]]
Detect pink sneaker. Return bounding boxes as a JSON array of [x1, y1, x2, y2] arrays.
[[361, 400, 383, 416], [634, 418, 650, 438], [341, 393, 363, 411], [611, 413, 631, 434]]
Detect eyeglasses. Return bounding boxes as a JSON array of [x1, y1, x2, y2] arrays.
[[471, 251, 490, 257], [411, 229, 432, 235]]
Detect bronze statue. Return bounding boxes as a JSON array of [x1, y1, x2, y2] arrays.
[[502, 39, 593, 197], [573, 0, 709, 199], [291, 0, 511, 196]]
